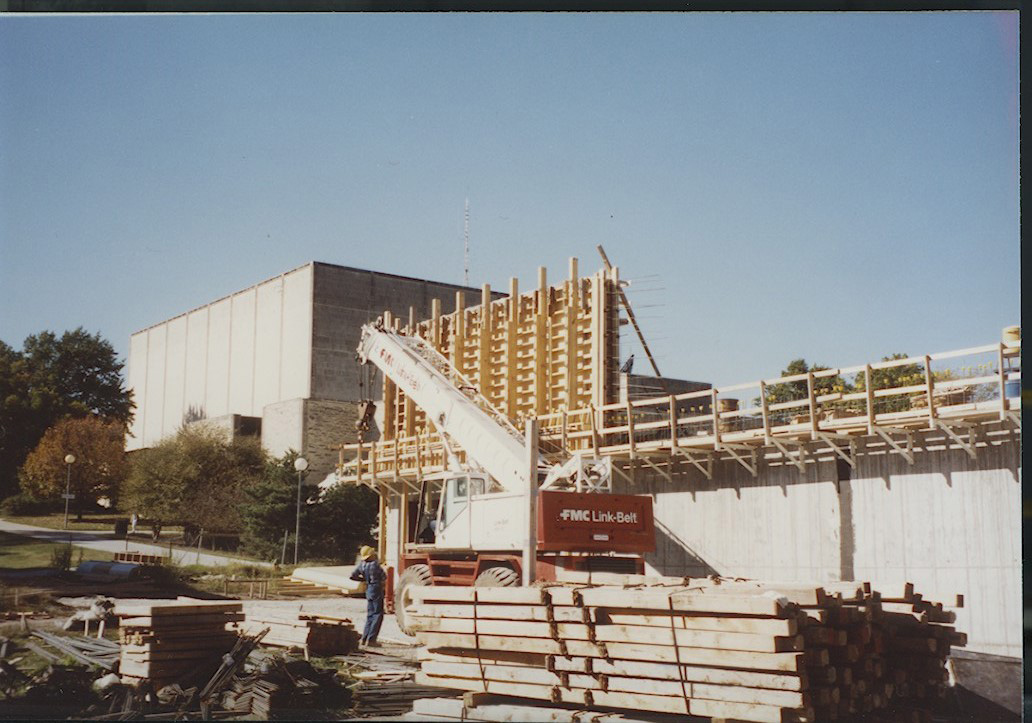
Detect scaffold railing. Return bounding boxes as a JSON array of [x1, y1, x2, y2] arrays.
[[337, 340, 1021, 493]]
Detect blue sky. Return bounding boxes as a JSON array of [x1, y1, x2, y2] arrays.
[[0, 12, 1019, 386]]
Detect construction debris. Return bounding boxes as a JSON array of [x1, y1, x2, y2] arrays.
[[31, 631, 119, 670], [351, 677, 453, 718], [407, 578, 963, 722], [220, 654, 348, 719]]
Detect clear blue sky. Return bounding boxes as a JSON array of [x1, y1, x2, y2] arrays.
[[0, 13, 1019, 386]]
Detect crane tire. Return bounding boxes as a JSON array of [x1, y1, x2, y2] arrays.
[[394, 564, 433, 636], [474, 565, 519, 587]]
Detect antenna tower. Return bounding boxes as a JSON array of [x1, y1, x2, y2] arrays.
[[463, 198, 470, 286]]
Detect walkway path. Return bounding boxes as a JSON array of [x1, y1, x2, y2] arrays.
[[0, 518, 273, 568]]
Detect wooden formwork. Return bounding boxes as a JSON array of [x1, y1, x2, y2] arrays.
[[379, 259, 622, 444]]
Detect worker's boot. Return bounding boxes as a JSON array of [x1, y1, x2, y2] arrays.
[[366, 640, 381, 648]]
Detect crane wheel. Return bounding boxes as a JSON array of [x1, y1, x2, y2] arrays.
[[474, 565, 519, 587], [394, 564, 433, 635]]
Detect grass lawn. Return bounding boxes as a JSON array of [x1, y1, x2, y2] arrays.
[[0, 531, 110, 570]]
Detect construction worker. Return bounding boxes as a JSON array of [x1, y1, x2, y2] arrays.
[[354, 545, 386, 647]]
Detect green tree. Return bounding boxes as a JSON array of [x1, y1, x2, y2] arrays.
[[854, 353, 924, 413], [0, 329, 133, 499], [241, 452, 378, 563], [20, 416, 128, 519], [121, 426, 264, 534], [760, 359, 848, 405]]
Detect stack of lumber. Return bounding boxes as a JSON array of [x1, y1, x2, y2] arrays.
[[114, 600, 243, 688], [409, 694, 693, 722], [239, 610, 360, 656], [351, 678, 456, 718], [408, 579, 963, 722], [277, 577, 340, 597]]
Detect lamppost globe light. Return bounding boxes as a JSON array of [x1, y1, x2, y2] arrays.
[[294, 457, 309, 472], [65, 454, 76, 465]]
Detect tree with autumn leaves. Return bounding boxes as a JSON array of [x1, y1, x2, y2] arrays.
[[20, 416, 129, 519]]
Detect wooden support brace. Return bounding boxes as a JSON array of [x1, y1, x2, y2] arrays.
[[638, 455, 672, 483], [671, 445, 713, 480], [770, 437, 806, 474], [720, 444, 757, 477], [872, 426, 914, 465], [933, 420, 978, 460], [816, 432, 855, 468]]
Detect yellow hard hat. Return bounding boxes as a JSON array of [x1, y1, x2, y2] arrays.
[[360, 545, 376, 560]]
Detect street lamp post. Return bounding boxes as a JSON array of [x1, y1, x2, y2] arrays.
[[63, 454, 75, 529], [293, 457, 309, 565]]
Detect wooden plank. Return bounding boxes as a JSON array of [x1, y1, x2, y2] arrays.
[[411, 617, 802, 653], [417, 633, 806, 672]]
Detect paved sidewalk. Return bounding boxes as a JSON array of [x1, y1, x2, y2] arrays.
[[0, 518, 273, 568]]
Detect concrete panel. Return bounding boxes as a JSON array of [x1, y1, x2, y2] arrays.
[[184, 308, 209, 424], [206, 298, 232, 419], [614, 428, 1020, 657], [228, 289, 257, 416], [126, 332, 149, 451], [162, 315, 187, 439], [253, 278, 284, 413], [142, 326, 166, 445], [281, 266, 312, 401], [262, 398, 305, 460]]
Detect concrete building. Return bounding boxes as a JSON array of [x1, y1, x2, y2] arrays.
[[126, 262, 497, 481]]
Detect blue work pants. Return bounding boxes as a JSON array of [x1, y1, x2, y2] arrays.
[[363, 586, 385, 643]]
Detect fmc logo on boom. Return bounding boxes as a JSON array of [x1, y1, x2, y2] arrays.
[[558, 509, 639, 524]]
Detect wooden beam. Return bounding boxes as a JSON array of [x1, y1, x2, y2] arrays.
[[770, 437, 806, 474], [934, 420, 978, 460], [671, 445, 713, 480], [720, 444, 757, 477], [596, 244, 665, 387], [815, 432, 855, 468], [872, 426, 914, 465]]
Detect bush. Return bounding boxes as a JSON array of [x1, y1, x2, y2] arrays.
[[49, 543, 73, 570], [0, 493, 55, 516]]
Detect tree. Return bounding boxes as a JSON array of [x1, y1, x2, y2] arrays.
[[853, 353, 924, 413], [20, 416, 128, 519], [0, 328, 134, 499], [759, 359, 848, 407], [241, 451, 379, 563], [121, 425, 265, 534]]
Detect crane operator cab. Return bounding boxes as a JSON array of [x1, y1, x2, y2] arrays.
[[412, 472, 498, 551]]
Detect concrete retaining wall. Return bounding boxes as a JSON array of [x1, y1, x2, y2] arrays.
[[617, 424, 1021, 657]]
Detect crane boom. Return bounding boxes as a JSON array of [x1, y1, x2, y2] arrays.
[[357, 319, 612, 493]]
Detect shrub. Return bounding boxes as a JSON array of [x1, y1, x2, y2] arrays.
[[0, 493, 55, 516]]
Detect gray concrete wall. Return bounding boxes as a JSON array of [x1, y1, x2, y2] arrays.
[[616, 424, 1021, 657]]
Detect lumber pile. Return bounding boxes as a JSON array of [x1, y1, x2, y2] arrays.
[[277, 577, 340, 597], [219, 655, 347, 718], [114, 600, 243, 688], [239, 610, 360, 656], [410, 694, 693, 722], [351, 678, 456, 718], [407, 579, 963, 722]]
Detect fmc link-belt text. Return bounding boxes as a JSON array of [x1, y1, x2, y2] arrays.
[[559, 509, 639, 524]]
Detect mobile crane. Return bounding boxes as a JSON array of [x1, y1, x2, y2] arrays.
[[356, 318, 655, 633]]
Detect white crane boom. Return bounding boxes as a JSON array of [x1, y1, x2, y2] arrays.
[[357, 320, 611, 493]]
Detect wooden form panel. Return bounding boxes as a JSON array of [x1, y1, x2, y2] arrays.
[[380, 260, 620, 443]]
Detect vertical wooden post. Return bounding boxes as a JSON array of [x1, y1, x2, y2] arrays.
[[565, 258, 579, 410], [522, 419, 539, 586], [806, 371, 818, 439], [759, 381, 771, 443], [480, 284, 492, 400], [998, 343, 1008, 419], [711, 388, 721, 448], [453, 291, 466, 373], [506, 277, 519, 419], [924, 355, 936, 428], [431, 298, 442, 350], [561, 409, 568, 451], [399, 491, 408, 562], [864, 365, 876, 433], [534, 266, 549, 416], [377, 492, 387, 563], [668, 395, 677, 444], [626, 401, 636, 460]]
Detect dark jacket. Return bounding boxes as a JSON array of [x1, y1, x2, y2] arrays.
[[356, 558, 386, 597]]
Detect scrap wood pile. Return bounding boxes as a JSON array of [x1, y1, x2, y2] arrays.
[[114, 600, 244, 689], [239, 609, 360, 656], [219, 655, 348, 719], [408, 578, 964, 723], [351, 677, 455, 718]]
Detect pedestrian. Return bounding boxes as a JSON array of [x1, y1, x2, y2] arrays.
[[352, 545, 386, 647]]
